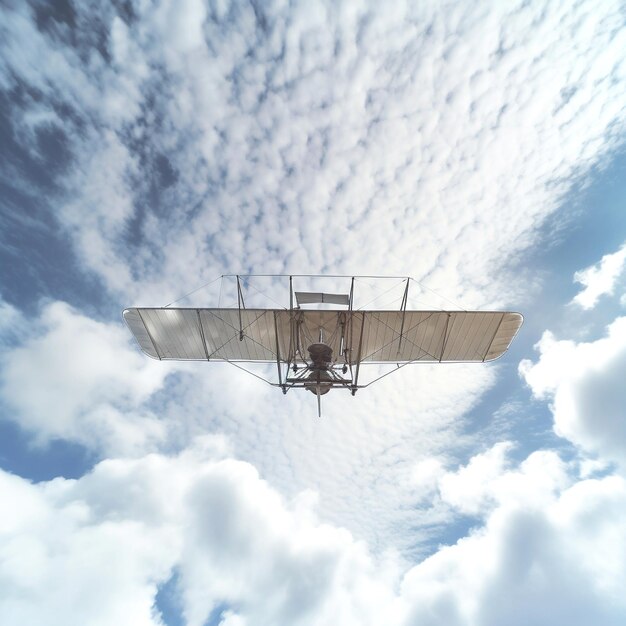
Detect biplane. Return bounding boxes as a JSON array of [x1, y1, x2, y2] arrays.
[[124, 275, 523, 416]]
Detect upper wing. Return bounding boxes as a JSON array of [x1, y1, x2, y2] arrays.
[[123, 308, 285, 361], [123, 308, 522, 363], [352, 310, 523, 363]]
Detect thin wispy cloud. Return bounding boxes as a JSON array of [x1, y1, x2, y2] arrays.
[[2, 1, 625, 304]]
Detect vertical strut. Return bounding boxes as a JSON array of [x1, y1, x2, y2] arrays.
[[288, 275, 296, 370], [347, 276, 355, 359], [197, 309, 211, 361], [236, 275, 246, 341], [273, 310, 285, 392], [397, 278, 410, 355], [440, 313, 451, 362], [352, 311, 366, 395]]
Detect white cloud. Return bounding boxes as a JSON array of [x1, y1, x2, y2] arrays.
[[2, 3, 626, 618], [402, 472, 626, 626], [0, 441, 402, 626], [401, 441, 626, 626], [0, 295, 21, 343], [572, 242, 626, 309], [2, 1, 626, 307], [438, 442, 513, 515], [520, 317, 626, 466], [411, 457, 445, 502], [0, 301, 175, 456], [439, 443, 571, 517], [1, 442, 625, 626], [0, 465, 178, 626]]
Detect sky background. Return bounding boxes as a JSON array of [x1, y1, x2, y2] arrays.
[[1, 1, 626, 625]]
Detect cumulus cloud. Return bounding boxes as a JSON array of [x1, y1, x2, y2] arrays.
[[0, 469, 178, 626], [402, 471, 626, 626], [0, 301, 175, 456], [572, 242, 626, 309], [0, 441, 401, 626], [1, 441, 625, 626], [439, 443, 571, 515], [520, 316, 626, 466]]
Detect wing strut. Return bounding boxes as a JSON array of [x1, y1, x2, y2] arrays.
[[397, 278, 410, 355], [273, 310, 286, 393], [236, 275, 246, 340], [351, 311, 366, 395]]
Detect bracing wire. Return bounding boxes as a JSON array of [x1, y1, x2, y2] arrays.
[[361, 361, 417, 388], [359, 311, 440, 362], [224, 360, 277, 387], [409, 277, 467, 311], [356, 277, 407, 310], [373, 295, 404, 310], [242, 278, 288, 310], [163, 274, 460, 312], [214, 275, 288, 310], [221, 273, 408, 279], [163, 274, 462, 311], [164, 275, 223, 308]]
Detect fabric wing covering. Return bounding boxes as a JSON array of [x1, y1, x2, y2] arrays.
[[124, 308, 523, 364]]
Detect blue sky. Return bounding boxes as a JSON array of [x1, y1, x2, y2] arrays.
[[1, 1, 626, 625]]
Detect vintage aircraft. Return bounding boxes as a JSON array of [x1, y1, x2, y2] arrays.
[[124, 275, 523, 416]]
